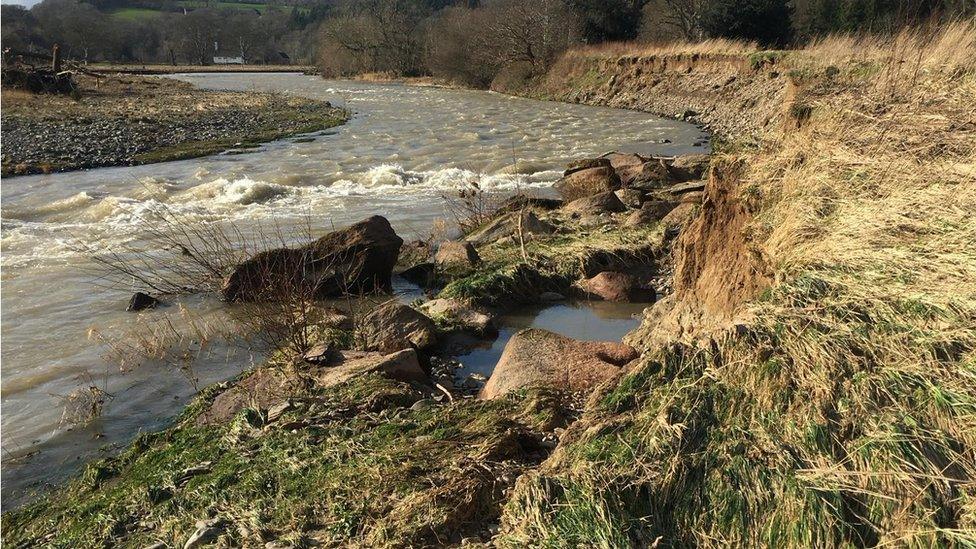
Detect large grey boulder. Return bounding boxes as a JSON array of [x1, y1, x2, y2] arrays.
[[359, 301, 438, 353], [221, 216, 403, 302], [553, 167, 621, 201], [563, 191, 627, 215]]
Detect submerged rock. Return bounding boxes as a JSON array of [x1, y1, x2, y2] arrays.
[[126, 291, 159, 312], [553, 166, 621, 201], [221, 215, 403, 302], [579, 271, 656, 302], [359, 301, 438, 353], [480, 329, 638, 399]]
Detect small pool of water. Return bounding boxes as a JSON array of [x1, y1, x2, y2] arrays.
[[452, 300, 647, 380]]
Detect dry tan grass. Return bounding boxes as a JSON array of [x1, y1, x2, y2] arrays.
[[563, 37, 757, 59]]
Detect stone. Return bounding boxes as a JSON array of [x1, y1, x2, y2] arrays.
[[680, 190, 704, 204], [466, 211, 556, 246], [479, 329, 638, 399], [667, 180, 706, 196], [303, 343, 341, 365], [553, 167, 621, 201], [266, 401, 291, 422], [420, 298, 496, 336], [318, 349, 428, 389], [397, 239, 431, 269], [614, 188, 645, 209], [184, 518, 225, 549], [222, 216, 403, 302], [127, 292, 159, 312], [667, 154, 710, 181], [359, 301, 437, 353], [623, 200, 679, 227], [618, 159, 672, 189], [563, 191, 627, 215], [434, 241, 480, 270], [601, 152, 645, 170], [496, 194, 563, 214], [579, 271, 656, 302], [563, 157, 612, 176]]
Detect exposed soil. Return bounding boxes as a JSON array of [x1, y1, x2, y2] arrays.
[[0, 73, 346, 177]]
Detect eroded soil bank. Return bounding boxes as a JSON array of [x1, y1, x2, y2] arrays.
[[0, 73, 346, 176]]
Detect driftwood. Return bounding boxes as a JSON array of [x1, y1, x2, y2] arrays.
[[1, 46, 78, 94]]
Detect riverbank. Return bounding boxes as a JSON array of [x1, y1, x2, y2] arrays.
[[0, 73, 346, 176], [4, 23, 975, 547]]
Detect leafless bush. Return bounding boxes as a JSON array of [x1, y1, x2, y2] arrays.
[[51, 372, 113, 428]]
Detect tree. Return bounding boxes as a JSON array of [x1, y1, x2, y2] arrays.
[[568, 0, 647, 42], [701, 0, 793, 46]]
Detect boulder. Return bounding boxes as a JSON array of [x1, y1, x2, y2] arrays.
[[420, 298, 496, 336], [553, 167, 621, 201], [359, 301, 437, 353], [199, 348, 428, 424], [619, 160, 672, 189], [397, 239, 431, 269], [479, 329, 638, 399], [496, 194, 563, 214], [624, 200, 679, 227], [601, 152, 646, 170], [466, 211, 556, 245], [679, 190, 705, 204], [667, 154, 710, 181], [127, 292, 159, 312], [318, 349, 427, 389], [563, 157, 612, 176], [563, 191, 627, 215], [222, 216, 403, 302], [434, 241, 480, 269], [667, 180, 706, 196], [579, 271, 656, 302], [614, 188, 645, 209]]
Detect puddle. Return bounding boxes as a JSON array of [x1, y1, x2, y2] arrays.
[[451, 300, 648, 380]]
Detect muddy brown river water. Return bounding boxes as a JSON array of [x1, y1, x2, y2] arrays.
[[0, 73, 707, 506]]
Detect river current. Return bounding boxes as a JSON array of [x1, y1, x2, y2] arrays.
[[0, 73, 707, 506]]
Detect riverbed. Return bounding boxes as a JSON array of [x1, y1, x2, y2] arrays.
[[0, 73, 707, 506]]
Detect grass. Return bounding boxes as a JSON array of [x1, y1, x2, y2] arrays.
[[495, 20, 976, 547], [1, 369, 571, 547], [439, 221, 663, 306]]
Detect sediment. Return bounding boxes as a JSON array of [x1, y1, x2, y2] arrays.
[[0, 73, 347, 177]]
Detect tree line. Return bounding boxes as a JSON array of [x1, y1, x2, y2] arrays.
[[2, 0, 972, 73], [1, 0, 322, 65], [317, 0, 973, 86]]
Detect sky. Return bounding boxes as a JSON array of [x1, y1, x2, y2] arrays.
[[2, 0, 42, 6]]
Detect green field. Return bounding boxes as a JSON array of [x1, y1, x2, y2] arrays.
[[108, 1, 300, 20]]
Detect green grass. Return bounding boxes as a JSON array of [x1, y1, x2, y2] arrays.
[[108, 7, 164, 20], [2, 370, 572, 546]]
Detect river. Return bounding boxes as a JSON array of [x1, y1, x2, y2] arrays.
[[0, 73, 707, 507]]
